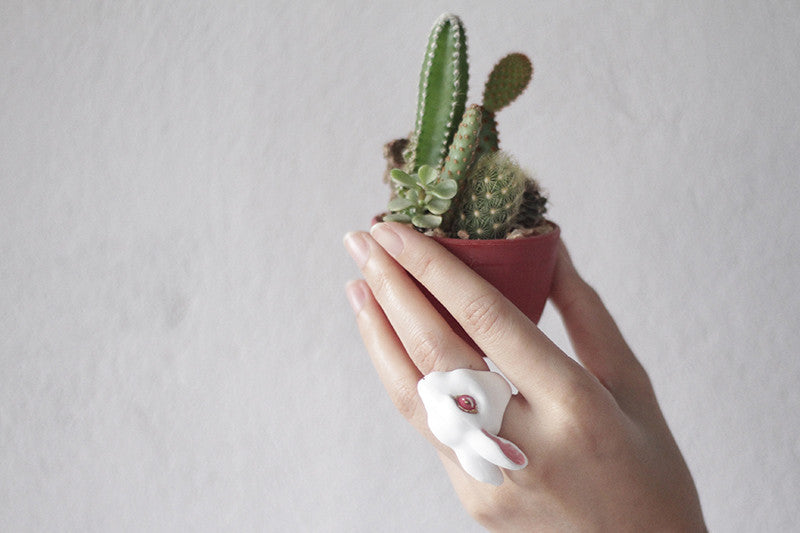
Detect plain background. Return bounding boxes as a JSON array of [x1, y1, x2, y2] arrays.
[[2, 1, 799, 531]]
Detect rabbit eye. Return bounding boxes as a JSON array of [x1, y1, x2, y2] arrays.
[[455, 394, 478, 414]]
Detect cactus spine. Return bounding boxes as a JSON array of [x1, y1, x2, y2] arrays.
[[452, 152, 529, 239], [476, 107, 499, 157], [406, 13, 469, 173], [439, 104, 483, 232], [440, 104, 482, 183], [513, 178, 548, 230]]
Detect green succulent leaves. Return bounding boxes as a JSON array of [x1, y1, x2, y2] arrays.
[[385, 166, 457, 229]]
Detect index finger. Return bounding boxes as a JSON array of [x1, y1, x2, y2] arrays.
[[369, 222, 587, 398]]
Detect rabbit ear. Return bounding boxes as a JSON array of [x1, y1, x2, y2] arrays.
[[470, 429, 528, 471]]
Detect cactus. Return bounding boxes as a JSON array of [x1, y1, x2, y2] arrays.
[[476, 54, 533, 157], [476, 107, 499, 157], [383, 14, 548, 239], [440, 104, 482, 182], [439, 104, 483, 232], [405, 13, 469, 173], [452, 152, 529, 239], [513, 178, 548, 230], [482, 53, 533, 113]]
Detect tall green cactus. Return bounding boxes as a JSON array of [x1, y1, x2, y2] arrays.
[[405, 13, 469, 173]]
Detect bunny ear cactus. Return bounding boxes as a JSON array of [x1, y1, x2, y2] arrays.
[[482, 53, 533, 113], [384, 14, 548, 238], [477, 53, 533, 157]]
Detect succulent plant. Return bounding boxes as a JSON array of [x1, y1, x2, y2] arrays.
[[384, 165, 458, 229], [384, 13, 547, 239]]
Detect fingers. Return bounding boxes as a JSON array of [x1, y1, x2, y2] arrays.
[[345, 279, 427, 429], [367, 222, 588, 401], [346, 277, 533, 470], [344, 231, 486, 375], [549, 241, 656, 409]]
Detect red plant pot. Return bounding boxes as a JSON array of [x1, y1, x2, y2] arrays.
[[426, 224, 560, 353], [379, 220, 560, 355]]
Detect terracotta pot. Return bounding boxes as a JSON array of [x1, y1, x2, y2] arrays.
[[373, 217, 561, 355], [424, 224, 560, 353]]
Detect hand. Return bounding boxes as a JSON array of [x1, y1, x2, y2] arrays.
[[344, 222, 705, 532]]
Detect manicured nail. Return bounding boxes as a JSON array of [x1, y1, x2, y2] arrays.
[[370, 223, 404, 257], [344, 232, 370, 268], [345, 280, 368, 315]]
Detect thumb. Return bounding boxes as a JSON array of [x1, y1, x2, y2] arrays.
[[549, 240, 654, 409]]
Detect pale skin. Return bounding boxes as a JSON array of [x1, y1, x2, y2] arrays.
[[344, 222, 706, 532]]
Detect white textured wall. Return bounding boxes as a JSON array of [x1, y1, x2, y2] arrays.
[[2, 1, 799, 531]]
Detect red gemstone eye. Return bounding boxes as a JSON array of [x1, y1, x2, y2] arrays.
[[455, 394, 478, 413]]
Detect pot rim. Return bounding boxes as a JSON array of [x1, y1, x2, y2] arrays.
[[431, 221, 560, 247]]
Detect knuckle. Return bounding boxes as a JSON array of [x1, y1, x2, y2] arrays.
[[389, 378, 421, 421], [559, 378, 603, 421], [467, 488, 518, 528], [407, 250, 439, 283], [462, 292, 505, 339], [552, 378, 623, 457], [408, 329, 447, 371], [364, 264, 392, 301]]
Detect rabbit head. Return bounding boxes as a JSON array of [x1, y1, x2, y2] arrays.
[[418, 368, 528, 485]]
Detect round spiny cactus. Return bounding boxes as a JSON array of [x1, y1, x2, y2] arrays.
[[452, 152, 529, 239]]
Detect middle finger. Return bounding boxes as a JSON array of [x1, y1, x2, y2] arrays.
[[345, 230, 486, 374]]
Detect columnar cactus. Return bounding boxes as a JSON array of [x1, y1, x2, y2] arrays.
[[439, 104, 482, 232], [384, 13, 547, 239], [440, 104, 482, 183]]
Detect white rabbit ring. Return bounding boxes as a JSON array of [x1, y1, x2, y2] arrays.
[[417, 368, 528, 485]]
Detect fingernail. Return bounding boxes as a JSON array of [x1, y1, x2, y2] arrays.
[[370, 222, 404, 257], [345, 280, 368, 315], [344, 232, 370, 268]]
